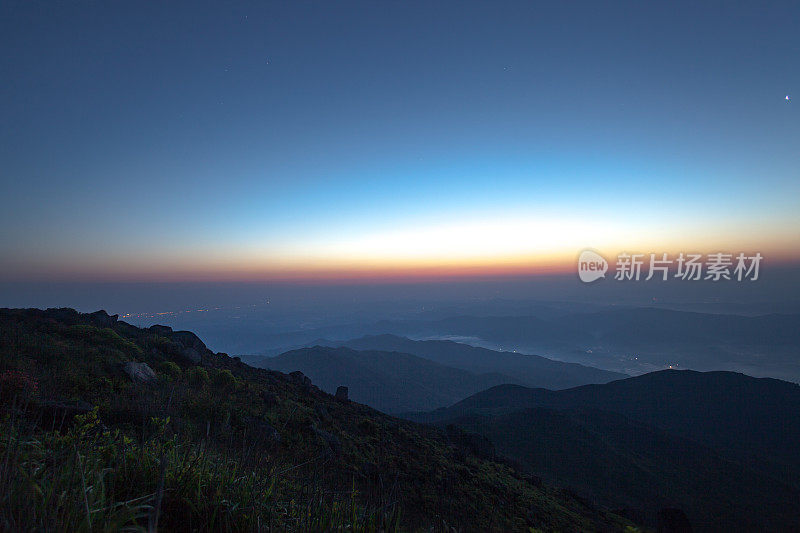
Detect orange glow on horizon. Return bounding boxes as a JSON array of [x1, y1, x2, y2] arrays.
[[6, 245, 800, 284]]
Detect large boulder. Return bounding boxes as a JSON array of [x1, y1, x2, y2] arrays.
[[149, 327, 207, 363], [149, 324, 173, 336], [171, 330, 208, 363], [289, 371, 312, 389], [88, 310, 118, 328], [335, 386, 349, 402], [171, 330, 207, 351], [123, 362, 157, 383]]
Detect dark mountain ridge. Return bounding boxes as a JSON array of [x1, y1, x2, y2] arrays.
[[334, 333, 626, 388], [418, 369, 800, 469], [257, 345, 523, 413], [410, 369, 800, 531]]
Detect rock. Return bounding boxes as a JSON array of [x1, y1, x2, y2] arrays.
[[172, 330, 207, 351], [315, 404, 329, 418], [335, 386, 349, 402], [289, 371, 312, 389], [88, 310, 118, 328], [149, 324, 173, 336], [159, 330, 207, 363], [123, 361, 157, 383]]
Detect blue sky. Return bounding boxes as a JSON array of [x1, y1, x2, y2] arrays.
[[1, 1, 798, 281]]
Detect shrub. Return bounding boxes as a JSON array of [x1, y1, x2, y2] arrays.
[[0, 369, 39, 401], [187, 366, 209, 387], [211, 368, 237, 391], [158, 361, 182, 380]]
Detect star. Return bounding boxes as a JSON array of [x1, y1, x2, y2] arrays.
[[786, 95, 791, 102]]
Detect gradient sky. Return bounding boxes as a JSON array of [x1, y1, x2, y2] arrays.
[[1, 1, 799, 282]]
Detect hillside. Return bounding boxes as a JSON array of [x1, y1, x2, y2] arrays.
[[447, 407, 798, 531], [255, 345, 522, 413], [334, 334, 625, 389], [416, 370, 800, 472], [0, 308, 634, 532], [411, 370, 800, 531]]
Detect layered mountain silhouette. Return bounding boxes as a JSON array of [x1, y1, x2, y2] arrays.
[[250, 337, 624, 412], [251, 308, 800, 381], [334, 334, 625, 389], [410, 370, 800, 531], [254, 346, 523, 413]]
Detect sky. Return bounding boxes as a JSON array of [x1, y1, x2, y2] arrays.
[[1, 0, 799, 283]]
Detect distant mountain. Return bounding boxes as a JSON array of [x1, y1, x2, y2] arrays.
[[334, 334, 625, 389], [252, 308, 800, 381], [256, 346, 524, 413], [411, 369, 800, 531]]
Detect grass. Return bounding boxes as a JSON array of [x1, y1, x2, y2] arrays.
[[0, 400, 401, 532]]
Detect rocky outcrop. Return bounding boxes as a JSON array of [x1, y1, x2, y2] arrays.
[[88, 310, 118, 328], [289, 371, 312, 390], [173, 331, 206, 363], [149, 324, 173, 336], [171, 330, 207, 352], [149, 326, 207, 363], [123, 361, 157, 383], [335, 386, 349, 402]]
